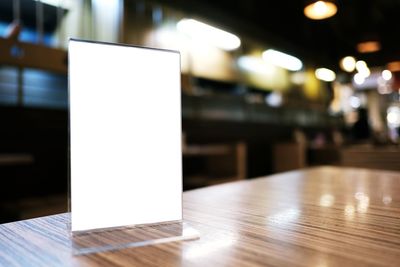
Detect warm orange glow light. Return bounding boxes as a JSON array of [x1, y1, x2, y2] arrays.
[[357, 41, 381, 53], [387, 61, 400, 72], [304, 1, 337, 20]]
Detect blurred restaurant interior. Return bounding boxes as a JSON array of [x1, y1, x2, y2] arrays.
[[0, 0, 400, 223]]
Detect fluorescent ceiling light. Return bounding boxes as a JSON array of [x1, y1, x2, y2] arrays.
[[262, 49, 303, 71], [34, 0, 71, 8], [304, 1, 337, 20], [237, 56, 274, 74], [315, 68, 336, 82], [177, 18, 241, 51]]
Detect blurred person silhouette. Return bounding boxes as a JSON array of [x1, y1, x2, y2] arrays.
[[352, 108, 371, 141]]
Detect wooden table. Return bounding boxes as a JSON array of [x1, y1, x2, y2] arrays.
[[1, 166, 399, 266]]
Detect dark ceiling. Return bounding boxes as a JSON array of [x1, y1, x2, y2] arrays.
[[0, 0, 66, 33], [1, 0, 399, 72], [161, 0, 400, 71]]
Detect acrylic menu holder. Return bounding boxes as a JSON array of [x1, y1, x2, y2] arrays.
[[70, 220, 199, 255], [68, 39, 199, 255]]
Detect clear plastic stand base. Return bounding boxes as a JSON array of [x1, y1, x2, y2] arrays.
[[71, 221, 200, 255]]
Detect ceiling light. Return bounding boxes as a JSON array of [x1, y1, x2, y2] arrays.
[[340, 56, 356, 72], [355, 60, 370, 77], [33, 0, 71, 8], [359, 68, 371, 77], [304, 1, 337, 20], [355, 60, 367, 70], [237, 56, 274, 74], [177, 18, 241, 51], [357, 41, 381, 53], [353, 73, 365, 85], [315, 68, 336, 82], [387, 61, 400, 72], [382, 70, 392, 81], [262, 49, 303, 71]]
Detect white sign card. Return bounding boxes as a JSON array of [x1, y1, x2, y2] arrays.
[[69, 39, 182, 232]]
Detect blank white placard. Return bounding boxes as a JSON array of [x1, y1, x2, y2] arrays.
[[69, 39, 182, 232]]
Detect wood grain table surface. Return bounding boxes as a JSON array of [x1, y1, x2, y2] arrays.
[[1, 166, 400, 267]]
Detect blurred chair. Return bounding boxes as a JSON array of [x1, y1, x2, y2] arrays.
[[182, 138, 247, 189], [273, 142, 306, 173]]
